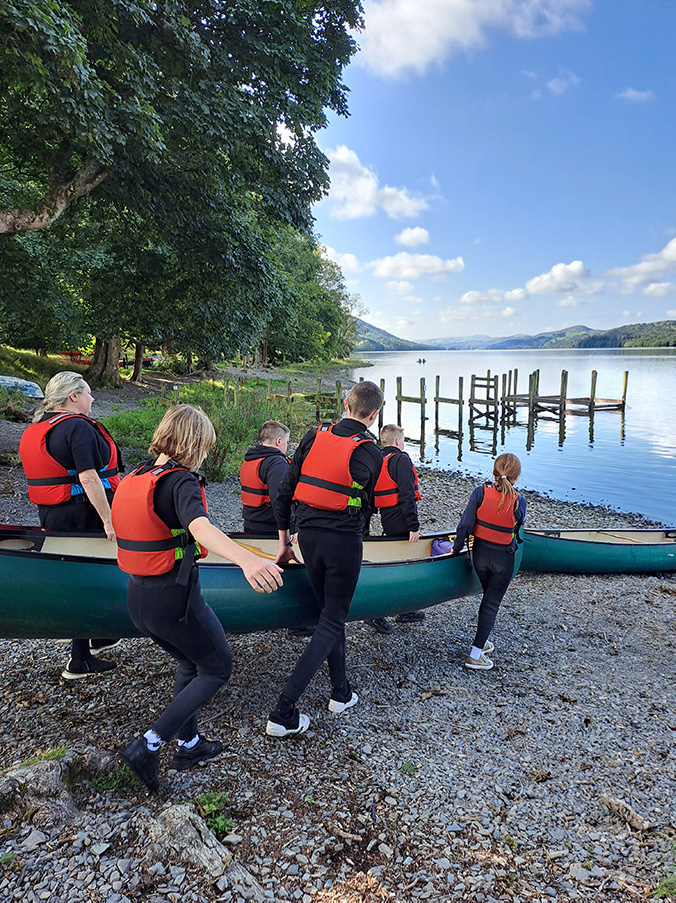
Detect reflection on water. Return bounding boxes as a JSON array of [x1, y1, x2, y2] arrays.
[[348, 348, 676, 524]]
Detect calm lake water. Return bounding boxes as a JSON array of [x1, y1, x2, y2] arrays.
[[346, 348, 676, 525]]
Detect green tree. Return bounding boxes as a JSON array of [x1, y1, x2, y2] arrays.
[[0, 1, 363, 382], [261, 228, 358, 364]]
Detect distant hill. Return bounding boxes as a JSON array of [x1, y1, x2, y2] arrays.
[[424, 325, 600, 350], [356, 318, 676, 352], [354, 319, 435, 352]]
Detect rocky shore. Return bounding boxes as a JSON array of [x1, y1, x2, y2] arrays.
[[0, 383, 674, 903]]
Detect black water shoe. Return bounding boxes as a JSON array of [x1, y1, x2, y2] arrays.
[[365, 617, 394, 634], [62, 656, 117, 680], [122, 737, 160, 791], [396, 611, 425, 623], [171, 737, 224, 771]]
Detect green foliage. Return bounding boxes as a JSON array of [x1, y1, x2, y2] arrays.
[[17, 745, 68, 769], [565, 320, 676, 349], [399, 762, 417, 777], [0, 346, 86, 385], [89, 765, 137, 793], [100, 380, 303, 480], [192, 791, 232, 839], [0, 851, 17, 868]]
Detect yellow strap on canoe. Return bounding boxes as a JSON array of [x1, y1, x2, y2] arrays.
[[231, 539, 278, 561]]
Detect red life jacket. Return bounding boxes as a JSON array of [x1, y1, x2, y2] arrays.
[[112, 462, 208, 578], [20, 412, 121, 506], [293, 424, 374, 511], [239, 453, 289, 508], [473, 484, 518, 545], [373, 450, 421, 509]]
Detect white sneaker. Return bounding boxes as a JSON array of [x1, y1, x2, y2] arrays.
[[328, 691, 358, 714], [464, 652, 494, 671], [482, 641, 494, 655]]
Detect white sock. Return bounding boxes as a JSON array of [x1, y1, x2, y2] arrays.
[[469, 646, 483, 660], [178, 734, 199, 749], [143, 729, 163, 752]]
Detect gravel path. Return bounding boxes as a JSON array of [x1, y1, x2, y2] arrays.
[[0, 383, 674, 903]]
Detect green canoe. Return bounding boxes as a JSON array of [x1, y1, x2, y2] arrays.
[[0, 526, 485, 639], [521, 528, 676, 574]]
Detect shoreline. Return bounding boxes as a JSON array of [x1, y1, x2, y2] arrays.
[[0, 373, 674, 902]]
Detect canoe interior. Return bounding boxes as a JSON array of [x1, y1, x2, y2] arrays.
[[526, 529, 676, 545], [521, 528, 676, 574], [0, 526, 484, 639]]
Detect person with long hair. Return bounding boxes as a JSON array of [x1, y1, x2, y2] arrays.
[[19, 371, 123, 678], [112, 405, 283, 791], [451, 453, 526, 671]]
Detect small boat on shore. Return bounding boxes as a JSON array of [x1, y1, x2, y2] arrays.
[[521, 528, 676, 574], [0, 526, 486, 639]]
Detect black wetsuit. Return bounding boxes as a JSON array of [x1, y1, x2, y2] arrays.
[[274, 419, 383, 701], [123, 466, 232, 742]]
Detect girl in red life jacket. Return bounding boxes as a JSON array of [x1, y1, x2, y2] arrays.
[[19, 370, 122, 679], [112, 405, 283, 792], [451, 453, 527, 672]]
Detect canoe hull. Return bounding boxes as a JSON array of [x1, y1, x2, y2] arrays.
[[521, 529, 676, 574], [0, 527, 483, 638]]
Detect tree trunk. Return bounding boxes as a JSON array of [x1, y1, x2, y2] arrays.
[[88, 336, 122, 387], [186, 350, 193, 373], [132, 342, 144, 382]]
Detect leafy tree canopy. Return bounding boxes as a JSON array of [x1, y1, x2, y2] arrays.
[[0, 0, 363, 234]]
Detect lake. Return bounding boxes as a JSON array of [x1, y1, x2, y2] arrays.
[[346, 348, 676, 525]]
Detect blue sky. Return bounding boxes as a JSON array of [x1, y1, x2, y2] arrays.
[[312, 0, 676, 340]]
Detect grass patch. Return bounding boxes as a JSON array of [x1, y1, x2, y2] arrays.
[[15, 745, 68, 769], [102, 380, 320, 481], [89, 765, 137, 793], [0, 346, 87, 386], [192, 791, 232, 838]]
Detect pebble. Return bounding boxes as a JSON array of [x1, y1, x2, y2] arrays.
[[1, 407, 675, 901]]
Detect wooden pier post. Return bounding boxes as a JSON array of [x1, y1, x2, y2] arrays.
[[419, 377, 426, 438], [458, 376, 464, 435], [621, 371, 629, 410], [335, 381, 342, 421], [434, 375, 440, 432], [396, 376, 402, 424], [589, 370, 598, 413], [559, 369, 568, 420]]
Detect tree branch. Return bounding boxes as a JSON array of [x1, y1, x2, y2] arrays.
[[0, 158, 111, 234]]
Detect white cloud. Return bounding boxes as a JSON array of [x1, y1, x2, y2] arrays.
[[526, 260, 590, 294], [394, 226, 430, 247], [459, 288, 504, 304], [607, 238, 676, 288], [320, 245, 362, 272], [357, 0, 590, 79], [643, 282, 676, 297], [439, 306, 476, 323], [504, 287, 528, 302], [323, 145, 428, 220], [546, 69, 580, 95], [556, 295, 582, 307], [667, 309, 676, 318], [502, 306, 517, 317], [386, 280, 415, 294], [369, 252, 465, 279], [405, 295, 425, 306], [616, 88, 655, 103]]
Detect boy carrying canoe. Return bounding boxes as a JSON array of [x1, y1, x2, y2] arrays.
[[266, 381, 384, 737]]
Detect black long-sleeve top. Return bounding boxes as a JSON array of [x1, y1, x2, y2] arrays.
[[378, 446, 420, 537], [274, 419, 383, 536]]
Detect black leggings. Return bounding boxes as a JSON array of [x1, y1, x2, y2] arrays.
[[471, 539, 517, 649], [127, 568, 232, 742], [281, 528, 362, 703]]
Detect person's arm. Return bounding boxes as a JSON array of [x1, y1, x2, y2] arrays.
[[188, 517, 283, 593], [78, 469, 115, 541], [450, 486, 484, 555]]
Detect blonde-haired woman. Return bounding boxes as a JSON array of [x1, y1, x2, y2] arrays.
[[112, 405, 283, 791], [19, 371, 123, 678], [451, 453, 527, 671]]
